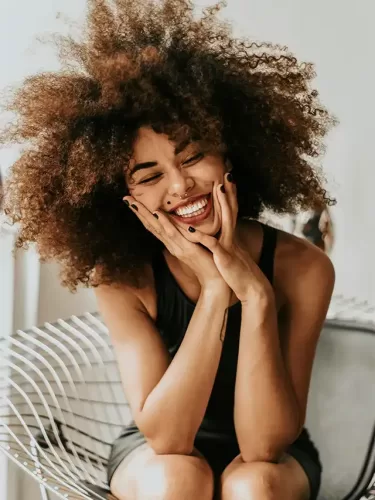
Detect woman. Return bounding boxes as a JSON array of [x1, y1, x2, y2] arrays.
[[1, 0, 337, 498]]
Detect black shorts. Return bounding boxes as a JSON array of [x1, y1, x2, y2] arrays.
[[107, 420, 322, 500]]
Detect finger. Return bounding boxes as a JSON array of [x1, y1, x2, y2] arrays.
[[216, 183, 234, 249], [179, 225, 219, 258], [123, 196, 176, 248], [123, 196, 162, 236], [123, 196, 199, 257], [224, 172, 238, 222], [181, 223, 219, 249], [199, 232, 233, 266]]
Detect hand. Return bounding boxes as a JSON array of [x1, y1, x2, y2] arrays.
[[183, 173, 274, 305], [122, 193, 229, 293]]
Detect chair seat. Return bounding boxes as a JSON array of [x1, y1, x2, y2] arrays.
[[78, 481, 116, 499], [306, 321, 375, 499], [1, 302, 374, 500]]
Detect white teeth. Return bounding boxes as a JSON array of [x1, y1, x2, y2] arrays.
[[178, 207, 206, 218], [175, 196, 209, 216]]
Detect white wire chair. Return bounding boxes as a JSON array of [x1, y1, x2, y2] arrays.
[[0, 294, 374, 500]]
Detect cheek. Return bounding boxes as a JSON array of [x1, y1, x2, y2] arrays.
[[129, 186, 160, 212], [127, 181, 143, 197]]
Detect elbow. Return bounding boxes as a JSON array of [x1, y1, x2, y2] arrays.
[[136, 406, 195, 456], [137, 415, 194, 456], [147, 435, 194, 456], [239, 427, 301, 464], [239, 444, 287, 464]]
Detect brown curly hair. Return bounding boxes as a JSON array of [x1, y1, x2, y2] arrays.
[[0, 0, 338, 291]]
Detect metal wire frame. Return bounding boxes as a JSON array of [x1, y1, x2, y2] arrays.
[[0, 295, 374, 500]]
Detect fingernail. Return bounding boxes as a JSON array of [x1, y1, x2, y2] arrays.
[[131, 204, 138, 211], [227, 173, 233, 182], [123, 199, 130, 206], [220, 184, 226, 193], [188, 226, 196, 233], [153, 213, 159, 219]]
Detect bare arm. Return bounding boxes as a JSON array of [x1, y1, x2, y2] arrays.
[[234, 298, 300, 462], [95, 282, 231, 455], [234, 240, 335, 462], [141, 285, 230, 454]]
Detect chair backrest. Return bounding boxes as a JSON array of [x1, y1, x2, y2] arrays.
[[0, 312, 132, 499], [1, 296, 374, 500], [306, 319, 375, 500]]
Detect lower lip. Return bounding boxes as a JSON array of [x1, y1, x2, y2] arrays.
[[170, 194, 213, 225]]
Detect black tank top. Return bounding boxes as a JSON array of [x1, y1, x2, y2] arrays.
[[151, 221, 278, 432]]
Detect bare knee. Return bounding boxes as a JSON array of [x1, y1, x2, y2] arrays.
[[221, 462, 281, 500], [112, 447, 214, 500], [138, 454, 214, 499]]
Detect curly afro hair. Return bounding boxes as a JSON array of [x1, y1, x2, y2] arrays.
[[0, 0, 338, 291]]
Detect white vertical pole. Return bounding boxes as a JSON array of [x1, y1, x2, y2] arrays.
[[0, 226, 16, 500], [0, 218, 41, 500]]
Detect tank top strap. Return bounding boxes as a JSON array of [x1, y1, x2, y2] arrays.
[[257, 222, 277, 285]]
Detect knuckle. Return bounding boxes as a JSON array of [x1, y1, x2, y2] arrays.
[[164, 226, 175, 238]]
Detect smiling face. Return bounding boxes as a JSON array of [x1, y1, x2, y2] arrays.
[[125, 126, 231, 236]]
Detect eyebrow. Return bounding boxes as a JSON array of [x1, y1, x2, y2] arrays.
[[130, 161, 158, 175], [130, 139, 194, 176]]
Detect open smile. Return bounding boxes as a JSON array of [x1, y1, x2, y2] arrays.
[[169, 193, 213, 225]]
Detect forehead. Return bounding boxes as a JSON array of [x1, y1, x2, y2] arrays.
[[129, 127, 220, 170], [131, 127, 176, 159]]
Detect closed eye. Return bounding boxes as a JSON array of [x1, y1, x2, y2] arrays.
[[139, 153, 204, 184], [183, 152, 204, 164], [139, 174, 162, 184]]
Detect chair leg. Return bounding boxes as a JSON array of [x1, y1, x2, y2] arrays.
[[30, 440, 50, 500], [39, 483, 50, 500]]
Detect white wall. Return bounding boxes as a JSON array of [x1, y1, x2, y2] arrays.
[[203, 0, 375, 304], [1, 1, 374, 499]]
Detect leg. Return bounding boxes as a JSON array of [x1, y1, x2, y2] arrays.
[[218, 452, 310, 500], [110, 442, 215, 500]]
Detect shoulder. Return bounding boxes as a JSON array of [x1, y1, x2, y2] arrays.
[[241, 218, 335, 309], [93, 262, 158, 322], [272, 226, 335, 311]]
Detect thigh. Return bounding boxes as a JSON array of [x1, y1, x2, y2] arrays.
[[286, 446, 322, 500], [287, 429, 322, 500], [278, 452, 312, 499]]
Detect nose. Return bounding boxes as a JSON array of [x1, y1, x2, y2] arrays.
[[167, 166, 195, 198]]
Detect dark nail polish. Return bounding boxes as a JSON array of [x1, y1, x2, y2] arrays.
[[123, 199, 130, 206], [131, 204, 138, 211], [227, 173, 233, 182], [153, 213, 159, 219], [220, 185, 226, 193], [188, 226, 196, 233]]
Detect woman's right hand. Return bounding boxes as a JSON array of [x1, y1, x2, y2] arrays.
[[123, 196, 229, 293]]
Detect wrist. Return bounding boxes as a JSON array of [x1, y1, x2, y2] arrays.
[[200, 281, 231, 301], [241, 290, 275, 312]]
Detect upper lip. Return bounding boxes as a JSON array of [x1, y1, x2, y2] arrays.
[[168, 193, 210, 213]]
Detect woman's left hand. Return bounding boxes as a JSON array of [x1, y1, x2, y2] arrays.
[[184, 173, 274, 305]]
